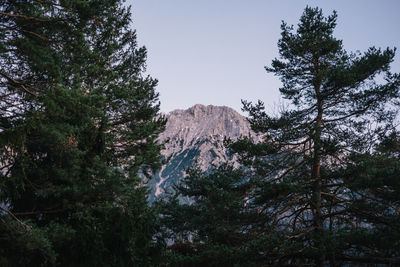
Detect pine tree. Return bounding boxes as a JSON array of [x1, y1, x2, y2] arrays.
[[159, 164, 278, 266], [0, 1, 165, 266], [230, 6, 400, 266]]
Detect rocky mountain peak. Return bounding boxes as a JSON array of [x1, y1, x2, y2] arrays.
[[159, 104, 251, 144], [149, 104, 257, 201]]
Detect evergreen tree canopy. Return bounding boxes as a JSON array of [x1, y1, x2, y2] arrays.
[[0, 0, 165, 266], [340, 132, 400, 265], [159, 165, 280, 267], [230, 6, 400, 266]]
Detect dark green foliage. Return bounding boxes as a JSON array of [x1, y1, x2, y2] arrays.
[[0, 216, 55, 267], [229, 6, 400, 266], [0, 0, 165, 266], [340, 132, 400, 263], [159, 164, 282, 266]]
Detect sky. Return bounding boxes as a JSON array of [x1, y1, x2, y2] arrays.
[[128, 0, 400, 114]]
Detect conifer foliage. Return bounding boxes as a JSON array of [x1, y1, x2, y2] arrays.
[[0, 0, 165, 266], [229, 6, 400, 266], [159, 165, 278, 266]]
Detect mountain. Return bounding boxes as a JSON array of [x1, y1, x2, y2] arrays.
[[148, 104, 257, 202]]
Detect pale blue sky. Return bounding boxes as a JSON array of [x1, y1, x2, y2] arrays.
[[128, 0, 400, 114]]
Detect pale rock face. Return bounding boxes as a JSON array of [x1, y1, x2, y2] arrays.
[[148, 104, 257, 202]]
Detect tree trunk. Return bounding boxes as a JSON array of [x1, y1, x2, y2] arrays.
[[312, 84, 325, 266]]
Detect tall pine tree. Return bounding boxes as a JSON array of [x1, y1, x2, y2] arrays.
[[0, 0, 165, 266], [230, 6, 400, 266]]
